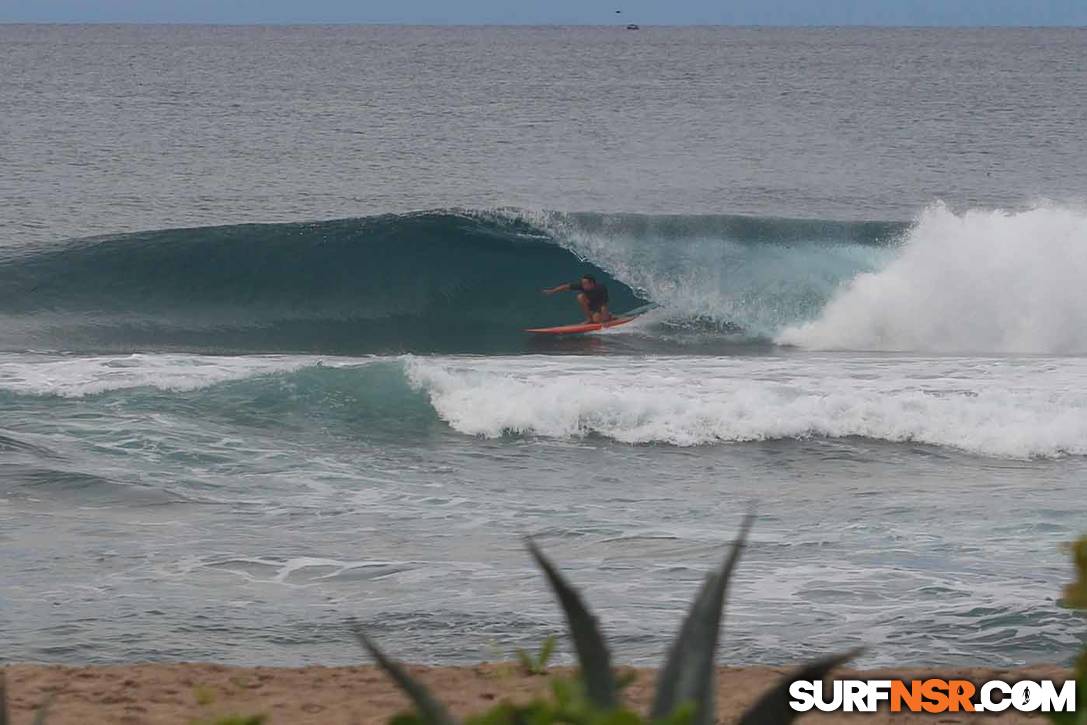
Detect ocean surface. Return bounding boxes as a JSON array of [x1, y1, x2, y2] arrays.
[[2, 24, 1087, 669]]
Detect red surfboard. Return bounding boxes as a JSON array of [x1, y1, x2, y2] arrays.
[[524, 315, 638, 335]]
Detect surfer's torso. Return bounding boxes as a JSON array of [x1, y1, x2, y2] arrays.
[[570, 280, 609, 311]]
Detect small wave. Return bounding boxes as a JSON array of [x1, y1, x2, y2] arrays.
[[0, 466, 182, 505], [0, 430, 56, 456], [0, 353, 435, 437], [0, 352, 328, 398]]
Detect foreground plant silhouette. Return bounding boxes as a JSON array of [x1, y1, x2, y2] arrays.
[[355, 516, 858, 724], [1050, 536, 1087, 725]]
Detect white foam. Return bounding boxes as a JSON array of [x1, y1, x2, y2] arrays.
[[779, 204, 1087, 353], [406, 355, 1087, 459], [0, 353, 359, 397]]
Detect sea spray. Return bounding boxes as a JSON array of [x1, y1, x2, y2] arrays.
[[778, 204, 1087, 353]]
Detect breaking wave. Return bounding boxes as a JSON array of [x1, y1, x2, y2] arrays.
[[3, 204, 1085, 354]]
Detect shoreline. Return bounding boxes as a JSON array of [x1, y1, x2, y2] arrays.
[[1, 662, 1070, 723]]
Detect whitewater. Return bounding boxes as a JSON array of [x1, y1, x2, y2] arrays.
[[406, 354, 1087, 458], [3, 350, 1086, 459], [778, 204, 1087, 353]]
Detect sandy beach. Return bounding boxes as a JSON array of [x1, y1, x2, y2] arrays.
[[1, 662, 1069, 724]]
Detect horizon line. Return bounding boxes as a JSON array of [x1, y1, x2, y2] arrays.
[[2, 20, 1086, 29]]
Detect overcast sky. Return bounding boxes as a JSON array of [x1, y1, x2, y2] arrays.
[[3, 0, 1087, 26]]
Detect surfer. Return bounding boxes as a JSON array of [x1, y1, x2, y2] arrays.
[[542, 275, 612, 323]]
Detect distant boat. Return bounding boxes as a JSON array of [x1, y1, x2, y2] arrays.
[[626, 23, 640, 30]]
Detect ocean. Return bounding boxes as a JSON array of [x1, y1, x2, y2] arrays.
[[2, 24, 1086, 669]]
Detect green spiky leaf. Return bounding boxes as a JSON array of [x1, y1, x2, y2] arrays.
[[1063, 538, 1087, 610], [537, 634, 557, 669], [651, 514, 754, 725], [350, 621, 457, 725], [515, 648, 536, 674], [526, 537, 618, 709], [738, 648, 860, 725]]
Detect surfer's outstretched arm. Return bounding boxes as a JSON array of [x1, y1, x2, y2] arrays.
[[541, 283, 574, 295]]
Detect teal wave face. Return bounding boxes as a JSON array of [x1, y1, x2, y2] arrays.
[[0, 211, 643, 353], [0, 209, 902, 354]]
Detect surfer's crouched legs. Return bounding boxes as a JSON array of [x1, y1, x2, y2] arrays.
[[577, 293, 612, 323], [576, 292, 593, 322]]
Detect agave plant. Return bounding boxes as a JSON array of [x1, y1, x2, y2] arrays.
[[355, 516, 857, 724]]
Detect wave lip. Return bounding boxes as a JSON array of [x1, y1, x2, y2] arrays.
[[778, 204, 1087, 353], [406, 355, 1087, 459]]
